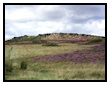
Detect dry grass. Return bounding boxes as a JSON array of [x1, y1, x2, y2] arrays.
[[6, 43, 94, 60], [5, 61, 105, 80], [5, 43, 105, 80]]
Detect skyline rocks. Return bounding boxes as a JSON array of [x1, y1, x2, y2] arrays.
[[10, 33, 105, 41]]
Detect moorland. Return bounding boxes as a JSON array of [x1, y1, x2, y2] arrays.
[[5, 33, 105, 80]]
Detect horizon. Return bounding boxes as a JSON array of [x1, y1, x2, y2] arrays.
[[5, 32, 105, 41], [5, 5, 105, 40]]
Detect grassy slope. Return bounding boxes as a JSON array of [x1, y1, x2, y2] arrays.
[[5, 43, 105, 80], [6, 61, 105, 80]]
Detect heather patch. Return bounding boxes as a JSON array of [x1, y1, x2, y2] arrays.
[[34, 44, 105, 64], [5, 41, 105, 80]]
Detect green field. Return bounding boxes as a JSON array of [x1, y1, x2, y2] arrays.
[[5, 42, 105, 80]]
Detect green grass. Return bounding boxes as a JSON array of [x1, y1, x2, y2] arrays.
[[5, 43, 105, 80], [87, 39, 105, 44], [92, 48, 99, 52], [5, 45, 13, 73]]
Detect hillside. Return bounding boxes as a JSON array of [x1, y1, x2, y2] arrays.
[[5, 33, 105, 45], [5, 32, 105, 80], [6, 33, 104, 42]]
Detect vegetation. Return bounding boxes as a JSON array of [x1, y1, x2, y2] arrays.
[[5, 42, 105, 80], [92, 48, 99, 52], [20, 61, 27, 70], [32, 39, 47, 43], [5, 34, 105, 80], [87, 39, 105, 43], [5, 40, 12, 42], [70, 41, 75, 43], [10, 37, 44, 42], [5, 59, 13, 73], [42, 43, 59, 46]]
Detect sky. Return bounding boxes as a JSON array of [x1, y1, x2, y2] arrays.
[[5, 5, 105, 40]]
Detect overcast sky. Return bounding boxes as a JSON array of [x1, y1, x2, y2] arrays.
[[5, 5, 105, 40]]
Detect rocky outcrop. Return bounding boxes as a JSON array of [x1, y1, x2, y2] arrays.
[[37, 33, 103, 39], [9, 33, 104, 41], [12, 35, 28, 41]]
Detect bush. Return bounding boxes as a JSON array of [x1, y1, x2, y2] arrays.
[[20, 61, 27, 70], [70, 41, 75, 43], [93, 48, 99, 52], [42, 43, 58, 46], [87, 39, 103, 43], [5, 60, 13, 72], [101, 39, 105, 44]]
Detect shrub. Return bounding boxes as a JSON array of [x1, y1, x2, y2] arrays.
[[93, 48, 99, 52], [42, 43, 58, 46], [70, 41, 75, 43], [20, 61, 27, 70], [101, 39, 105, 44], [5, 60, 13, 72], [87, 39, 103, 43]]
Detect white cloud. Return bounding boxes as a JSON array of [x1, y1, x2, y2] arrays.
[[5, 5, 105, 40], [5, 7, 35, 21], [5, 34, 14, 40]]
